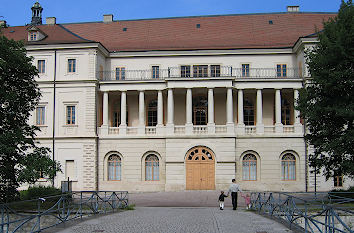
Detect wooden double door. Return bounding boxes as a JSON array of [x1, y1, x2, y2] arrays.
[[186, 146, 215, 190]]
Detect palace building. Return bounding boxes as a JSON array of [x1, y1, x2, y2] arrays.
[[2, 2, 352, 192]]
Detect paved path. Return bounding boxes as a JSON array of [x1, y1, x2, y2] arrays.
[[55, 207, 293, 233]]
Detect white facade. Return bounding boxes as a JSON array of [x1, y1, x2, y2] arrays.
[[10, 11, 350, 193]]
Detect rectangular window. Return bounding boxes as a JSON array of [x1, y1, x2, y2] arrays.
[[210, 65, 220, 77], [112, 111, 120, 127], [193, 65, 208, 77], [334, 175, 343, 187], [152, 66, 160, 79], [115, 67, 125, 80], [65, 160, 75, 180], [37, 60, 45, 74], [68, 59, 76, 73], [277, 64, 287, 77], [242, 64, 250, 77], [36, 106, 45, 125], [181, 65, 191, 78], [30, 32, 37, 41], [66, 106, 76, 125]]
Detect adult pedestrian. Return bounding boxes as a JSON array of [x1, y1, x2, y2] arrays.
[[227, 179, 242, 210]]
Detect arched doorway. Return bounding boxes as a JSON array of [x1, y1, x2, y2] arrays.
[[186, 146, 215, 190]]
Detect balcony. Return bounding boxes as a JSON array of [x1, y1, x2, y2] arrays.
[[99, 124, 302, 137], [99, 67, 301, 81]]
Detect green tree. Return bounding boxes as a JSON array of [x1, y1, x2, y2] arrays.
[[0, 36, 60, 203], [297, 0, 354, 179]]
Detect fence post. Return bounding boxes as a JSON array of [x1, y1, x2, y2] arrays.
[[37, 198, 41, 231], [80, 192, 83, 219]]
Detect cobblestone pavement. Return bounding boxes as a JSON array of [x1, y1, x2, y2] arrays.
[[55, 207, 293, 233]]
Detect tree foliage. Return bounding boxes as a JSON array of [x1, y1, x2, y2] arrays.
[[0, 36, 60, 203], [297, 0, 354, 179]]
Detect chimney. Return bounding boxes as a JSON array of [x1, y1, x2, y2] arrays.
[[103, 14, 113, 23], [46, 17, 56, 25], [287, 6, 300, 12]]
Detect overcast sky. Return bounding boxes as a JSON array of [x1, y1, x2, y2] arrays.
[[1, 0, 341, 26]]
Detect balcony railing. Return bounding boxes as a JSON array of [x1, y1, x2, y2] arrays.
[[99, 67, 300, 81]]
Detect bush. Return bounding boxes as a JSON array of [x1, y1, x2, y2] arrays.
[[19, 186, 62, 201], [329, 186, 354, 202]]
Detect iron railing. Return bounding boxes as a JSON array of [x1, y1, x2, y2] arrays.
[[251, 192, 354, 233], [0, 191, 128, 233], [99, 67, 301, 81]]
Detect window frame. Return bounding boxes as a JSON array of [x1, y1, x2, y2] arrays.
[[193, 96, 208, 125], [37, 60, 46, 74], [242, 154, 257, 181], [35, 106, 46, 126], [210, 65, 221, 77], [181, 65, 191, 78], [242, 64, 250, 77], [277, 64, 287, 77], [115, 67, 126, 80], [66, 105, 76, 125], [147, 100, 158, 126], [244, 98, 255, 126], [67, 59, 77, 73], [193, 65, 208, 78], [145, 154, 160, 181], [29, 31, 37, 41], [281, 98, 292, 125], [152, 66, 160, 79], [281, 153, 296, 181], [108, 154, 122, 181], [334, 174, 343, 187]]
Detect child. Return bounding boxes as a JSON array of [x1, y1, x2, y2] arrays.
[[241, 193, 251, 209], [218, 191, 228, 210]]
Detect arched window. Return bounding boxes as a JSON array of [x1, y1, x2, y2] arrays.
[[145, 155, 159, 181], [242, 154, 257, 181], [193, 96, 208, 125], [108, 154, 121, 181], [281, 154, 296, 180], [244, 98, 255, 126], [147, 100, 157, 126], [281, 98, 291, 125]]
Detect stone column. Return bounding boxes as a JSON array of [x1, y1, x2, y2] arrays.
[[237, 89, 245, 134], [166, 88, 174, 134], [138, 90, 145, 134], [294, 89, 303, 134], [101, 91, 109, 135], [275, 89, 283, 133], [185, 88, 193, 134], [226, 88, 234, 134], [256, 89, 264, 134], [208, 88, 215, 133], [156, 90, 165, 134], [120, 91, 127, 134]]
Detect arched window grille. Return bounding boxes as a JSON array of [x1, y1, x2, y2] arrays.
[[147, 100, 158, 126], [281, 98, 291, 125], [145, 155, 159, 181], [108, 154, 121, 181], [193, 96, 208, 125], [244, 98, 255, 125], [242, 154, 257, 181], [281, 153, 296, 180]]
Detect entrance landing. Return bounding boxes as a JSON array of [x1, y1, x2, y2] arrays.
[[130, 190, 240, 207]]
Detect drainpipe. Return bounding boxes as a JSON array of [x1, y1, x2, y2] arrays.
[[52, 50, 57, 186]]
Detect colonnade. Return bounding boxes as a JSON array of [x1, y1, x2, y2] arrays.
[[100, 88, 302, 135]]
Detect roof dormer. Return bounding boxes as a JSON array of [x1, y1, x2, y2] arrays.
[[27, 26, 46, 42]]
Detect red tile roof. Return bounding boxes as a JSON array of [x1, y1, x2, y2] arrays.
[[2, 13, 335, 52], [1, 24, 92, 45]]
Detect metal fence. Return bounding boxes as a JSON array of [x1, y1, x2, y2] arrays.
[[99, 66, 301, 81], [251, 192, 354, 233], [0, 191, 129, 233]]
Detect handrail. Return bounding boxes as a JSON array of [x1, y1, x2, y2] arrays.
[[99, 67, 301, 81], [0, 191, 129, 233], [250, 191, 354, 233]]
